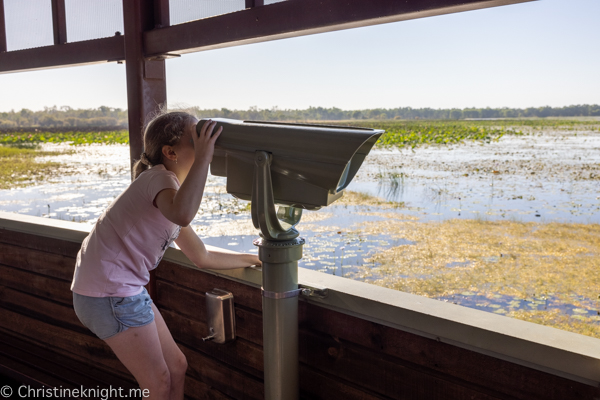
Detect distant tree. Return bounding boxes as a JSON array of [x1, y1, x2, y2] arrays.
[[450, 110, 462, 120]]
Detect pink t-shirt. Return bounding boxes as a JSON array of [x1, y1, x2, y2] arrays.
[[71, 164, 181, 297]]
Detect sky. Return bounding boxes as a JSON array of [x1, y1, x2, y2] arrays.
[[0, 0, 599, 112]]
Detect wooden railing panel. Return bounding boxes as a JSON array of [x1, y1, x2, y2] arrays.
[[182, 344, 264, 400], [299, 366, 388, 400], [0, 332, 136, 390], [0, 309, 127, 375], [0, 286, 83, 332], [156, 261, 262, 311], [299, 303, 598, 400], [0, 229, 82, 258], [299, 329, 499, 400], [184, 376, 234, 400], [1, 218, 599, 400], [0, 264, 72, 305], [161, 308, 264, 379], [0, 242, 75, 281], [156, 279, 264, 347]]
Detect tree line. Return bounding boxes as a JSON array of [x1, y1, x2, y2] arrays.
[[1, 104, 598, 128], [0, 106, 128, 129]]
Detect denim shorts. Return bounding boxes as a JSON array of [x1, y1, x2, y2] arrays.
[[72, 288, 154, 340]]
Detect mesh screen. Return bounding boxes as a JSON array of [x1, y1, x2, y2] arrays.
[[4, 0, 53, 51], [170, 0, 245, 25], [65, 0, 124, 42]]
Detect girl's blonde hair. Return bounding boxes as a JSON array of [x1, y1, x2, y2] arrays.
[[132, 111, 197, 179]]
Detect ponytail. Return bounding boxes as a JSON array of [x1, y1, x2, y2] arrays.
[[132, 152, 153, 179]]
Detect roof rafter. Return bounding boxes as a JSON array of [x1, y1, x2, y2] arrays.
[[0, 0, 532, 74], [145, 0, 531, 57]]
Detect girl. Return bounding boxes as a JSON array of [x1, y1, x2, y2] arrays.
[[71, 112, 260, 399]]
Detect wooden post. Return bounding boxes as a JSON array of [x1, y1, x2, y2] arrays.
[[245, 0, 264, 7], [0, 0, 7, 52], [123, 0, 167, 177], [154, 0, 170, 28], [123, 0, 167, 300], [51, 0, 67, 45]]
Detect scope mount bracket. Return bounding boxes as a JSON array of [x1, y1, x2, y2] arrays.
[[251, 150, 302, 241]]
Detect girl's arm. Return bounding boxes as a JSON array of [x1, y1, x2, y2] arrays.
[[156, 120, 221, 227], [175, 225, 260, 269]]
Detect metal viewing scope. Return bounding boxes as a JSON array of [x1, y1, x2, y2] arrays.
[[197, 118, 383, 400], [199, 118, 383, 240], [202, 119, 383, 209]]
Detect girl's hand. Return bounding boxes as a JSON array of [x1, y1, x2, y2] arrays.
[[193, 119, 223, 165]]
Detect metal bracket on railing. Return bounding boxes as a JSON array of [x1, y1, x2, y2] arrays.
[[299, 284, 329, 299], [262, 288, 302, 299]]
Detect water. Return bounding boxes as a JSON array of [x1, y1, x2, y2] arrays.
[[349, 131, 600, 224], [437, 292, 600, 326], [1, 130, 599, 321]]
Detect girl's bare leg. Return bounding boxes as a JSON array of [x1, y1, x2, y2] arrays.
[[104, 321, 171, 399], [151, 303, 188, 400], [104, 306, 187, 400]]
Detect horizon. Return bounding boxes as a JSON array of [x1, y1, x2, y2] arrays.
[[0, 0, 598, 112], [3, 103, 600, 114]]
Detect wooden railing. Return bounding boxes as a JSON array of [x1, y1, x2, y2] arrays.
[[1, 212, 598, 399]]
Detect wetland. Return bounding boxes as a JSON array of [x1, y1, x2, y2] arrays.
[[1, 119, 599, 338]]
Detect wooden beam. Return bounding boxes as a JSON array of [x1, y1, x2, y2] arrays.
[[0, 0, 532, 74], [144, 0, 534, 57], [0, 36, 124, 74], [0, 0, 6, 52], [51, 0, 67, 45]]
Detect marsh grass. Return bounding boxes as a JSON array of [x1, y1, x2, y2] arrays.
[[337, 190, 406, 208], [0, 145, 65, 189], [349, 217, 600, 338], [0, 131, 126, 189]]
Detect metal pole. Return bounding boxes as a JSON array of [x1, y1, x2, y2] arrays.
[[255, 237, 303, 400]]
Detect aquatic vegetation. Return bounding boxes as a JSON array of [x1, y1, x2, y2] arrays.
[[0, 130, 128, 189], [348, 217, 600, 338], [0, 130, 129, 146], [337, 120, 521, 149], [336, 190, 405, 208], [339, 119, 600, 149], [0, 145, 64, 189]]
